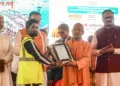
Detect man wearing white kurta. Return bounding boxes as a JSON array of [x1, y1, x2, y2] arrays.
[[91, 10, 120, 86]]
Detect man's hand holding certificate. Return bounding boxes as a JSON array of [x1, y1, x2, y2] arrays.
[[47, 43, 74, 66]]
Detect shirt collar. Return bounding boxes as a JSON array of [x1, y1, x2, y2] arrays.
[[62, 36, 70, 42]]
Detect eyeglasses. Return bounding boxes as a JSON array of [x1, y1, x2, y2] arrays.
[[58, 32, 65, 34]]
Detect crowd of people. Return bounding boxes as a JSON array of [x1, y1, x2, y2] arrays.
[[0, 9, 120, 86]]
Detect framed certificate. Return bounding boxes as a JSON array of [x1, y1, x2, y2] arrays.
[[47, 43, 73, 62]]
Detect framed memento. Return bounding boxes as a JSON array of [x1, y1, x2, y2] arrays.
[[47, 43, 73, 62]]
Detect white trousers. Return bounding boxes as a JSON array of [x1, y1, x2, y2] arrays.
[[95, 72, 120, 86]]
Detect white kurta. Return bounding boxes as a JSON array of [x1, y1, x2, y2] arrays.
[[0, 33, 13, 86], [91, 33, 120, 86]]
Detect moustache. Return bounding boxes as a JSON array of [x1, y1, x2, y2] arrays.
[[107, 21, 112, 23]]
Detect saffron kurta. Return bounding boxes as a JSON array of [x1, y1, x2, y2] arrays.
[[62, 39, 91, 86]]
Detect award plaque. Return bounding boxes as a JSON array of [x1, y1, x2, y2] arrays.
[[47, 43, 73, 62]]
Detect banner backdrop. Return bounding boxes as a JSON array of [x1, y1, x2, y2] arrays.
[[49, 0, 120, 44], [0, 0, 49, 43], [0, 0, 120, 44]]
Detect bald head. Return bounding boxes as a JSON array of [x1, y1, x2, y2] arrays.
[[0, 15, 4, 29], [73, 23, 84, 30]]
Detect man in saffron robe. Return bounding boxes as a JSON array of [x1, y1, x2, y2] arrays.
[[62, 23, 91, 86]]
